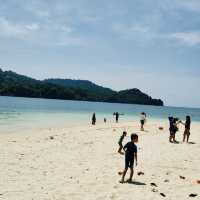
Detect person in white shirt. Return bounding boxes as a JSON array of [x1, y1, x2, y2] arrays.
[[140, 112, 146, 131]]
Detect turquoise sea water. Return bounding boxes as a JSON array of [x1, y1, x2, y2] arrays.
[[0, 96, 200, 134]]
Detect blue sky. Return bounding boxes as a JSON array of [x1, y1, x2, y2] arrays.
[[0, 0, 200, 107]]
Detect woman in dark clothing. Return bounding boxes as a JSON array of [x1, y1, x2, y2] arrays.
[[181, 116, 191, 143], [92, 113, 96, 125]]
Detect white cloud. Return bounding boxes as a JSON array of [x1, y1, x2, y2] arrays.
[[0, 18, 39, 39], [170, 32, 200, 46], [25, 23, 40, 31], [112, 23, 150, 41], [0, 17, 84, 47], [0, 18, 28, 38], [56, 37, 86, 46], [113, 23, 149, 34]]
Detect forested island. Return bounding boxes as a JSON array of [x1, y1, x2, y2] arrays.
[[0, 68, 164, 106]]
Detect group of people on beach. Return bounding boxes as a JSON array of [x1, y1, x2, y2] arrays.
[[91, 111, 192, 183], [117, 115, 192, 183], [168, 115, 191, 143], [91, 112, 124, 125]]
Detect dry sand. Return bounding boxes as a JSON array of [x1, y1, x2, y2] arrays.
[[0, 120, 200, 200]]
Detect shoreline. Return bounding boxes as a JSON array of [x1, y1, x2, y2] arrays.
[[0, 120, 200, 199], [1, 117, 200, 136]]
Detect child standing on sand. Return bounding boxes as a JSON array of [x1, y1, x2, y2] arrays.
[[120, 134, 138, 183], [118, 131, 127, 155]]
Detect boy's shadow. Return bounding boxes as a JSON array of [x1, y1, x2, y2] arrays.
[[126, 181, 146, 186]]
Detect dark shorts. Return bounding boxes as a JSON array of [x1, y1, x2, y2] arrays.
[[169, 128, 176, 135], [141, 120, 145, 125], [125, 155, 134, 169], [170, 131, 174, 136]]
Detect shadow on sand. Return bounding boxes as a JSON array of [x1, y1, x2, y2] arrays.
[[188, 142, 196, 144], [127, 181, 146, 186]]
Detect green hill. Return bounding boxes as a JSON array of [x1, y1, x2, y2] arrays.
[[0, 68, 164, 106]]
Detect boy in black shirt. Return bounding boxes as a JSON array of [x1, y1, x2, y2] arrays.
[[120, 134, 138, 183], [118, 131, 127, 155]]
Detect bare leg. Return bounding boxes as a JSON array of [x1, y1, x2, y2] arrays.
[[120, 168, 128, 183], [169, 134, 173, 142], [128, 168, 134, 182], [186, 133, 190, 143], [118, 146, 124, 155], [173, 133, 178, 143], [141, 123, 144, 131], [172, 134, 175, 142], [183, 133, 186, 142]]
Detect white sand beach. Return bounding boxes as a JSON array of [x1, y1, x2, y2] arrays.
[[0, 120, 200, 200]]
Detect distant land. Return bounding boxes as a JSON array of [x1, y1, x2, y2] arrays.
[[0, 68, 164, 106]]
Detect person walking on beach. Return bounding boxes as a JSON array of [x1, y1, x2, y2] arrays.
[[140, 112, 146, 131], [181, 116, 191, 143], [120, 134, 138, 183], [92, 113, 96, 125], [118, 131, 127, 155]]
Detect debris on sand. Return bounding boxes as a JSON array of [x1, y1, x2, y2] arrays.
[[189, 194, 198, 197], [160, 193, 166, 197], [179, 176, 186, 180], [137, 172, 145, 176], [152, 188, 158, 193], [150, 183, 158, 187], [50, 136, 54, 140], [118, 171, 123, 175]]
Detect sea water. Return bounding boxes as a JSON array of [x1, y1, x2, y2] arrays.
[[0, 96, 200, 134]]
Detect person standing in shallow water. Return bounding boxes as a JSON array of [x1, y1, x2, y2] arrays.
[[115, 112, 119, 123], [114, 112, 123, 123], [92, 113, 96, 125]]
